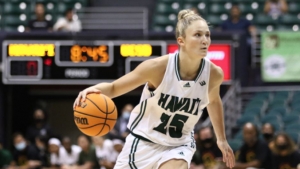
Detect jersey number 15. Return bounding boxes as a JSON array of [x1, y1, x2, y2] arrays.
[[153, 113, 188, 138]]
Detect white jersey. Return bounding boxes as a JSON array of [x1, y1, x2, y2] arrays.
[[127, 52, 211, 146]]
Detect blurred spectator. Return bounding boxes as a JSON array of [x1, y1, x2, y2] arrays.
[[220, 4, 255, 87], [49, 138, 61, 167], [233, 123, 272, 169], [11, 132, 42, 169], [220, 4, 256, 38], [62, 135, 99, 169], [271, 133, 300, 169], [109, 104, 133, 140], [26, 108, 53, 144], [61, 137, 81, 165], [102, 139, 123, 169], [34, 135, 49, 167], [264, 0, 288, 18], [92, 136, 116, 169], [0, 142, 13, 168], [191, 126, 223, 169], [53, 9, 82, 32], [261, 123, 275, 144], [26, 3, 53, 32], [49, 137, 81, 168]]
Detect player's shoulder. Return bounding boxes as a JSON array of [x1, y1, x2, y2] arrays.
[[209, 61, 224, 83], [140, 54, 169, 71]]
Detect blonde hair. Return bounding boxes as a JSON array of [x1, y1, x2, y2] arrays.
[[175, 9, 206, 39]]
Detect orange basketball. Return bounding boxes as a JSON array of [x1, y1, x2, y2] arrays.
[[74, 93, 118, 136]]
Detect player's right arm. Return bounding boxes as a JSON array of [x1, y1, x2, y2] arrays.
[[73, 56, 167, 108]]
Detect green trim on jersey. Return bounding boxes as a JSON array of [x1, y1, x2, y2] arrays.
[[129, 137, 140, 169], [195, 59, 206, 82], [174, 53, 181, 80], [130, 100, 147, 131], [175, 53, 206, 82]]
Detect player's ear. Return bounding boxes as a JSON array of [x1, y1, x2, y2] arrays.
[[177, 36, 184, 47]]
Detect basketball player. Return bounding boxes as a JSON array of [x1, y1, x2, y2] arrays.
[[74, 9, 235, 169]]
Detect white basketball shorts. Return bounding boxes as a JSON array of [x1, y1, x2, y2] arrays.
[[114, 133, 196, 169]]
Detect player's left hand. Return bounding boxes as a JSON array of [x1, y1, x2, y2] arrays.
[[217, 140, 235, 169]]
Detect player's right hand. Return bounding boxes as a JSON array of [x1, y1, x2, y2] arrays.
[[73, 87, 101, 108]]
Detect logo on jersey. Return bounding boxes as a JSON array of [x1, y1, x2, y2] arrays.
[[199, 81, 206, 86], [158, 93, 201, 115], [179, 151, 185, 156], [183, 82, 191, 87]]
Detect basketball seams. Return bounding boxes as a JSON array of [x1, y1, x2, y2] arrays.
[[97, 95, 109, 136], [95, 124, 110, 136], [86, 97, 107, 113], [79, 123, 111, 130], [86, 97, 116, 115], [74, 110, 117, 121]]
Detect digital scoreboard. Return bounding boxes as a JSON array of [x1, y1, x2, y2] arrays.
[[2, 40, 233, 85], [2, 40, 166, 84]]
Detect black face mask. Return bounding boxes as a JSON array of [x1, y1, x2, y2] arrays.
[[202, 138, 213, 144], [277, 144, 288, 150], [35, 118, 44, 124], [263, 133, 273, 141]]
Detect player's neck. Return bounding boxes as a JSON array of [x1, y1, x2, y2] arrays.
[[178, 51, 203, 77]]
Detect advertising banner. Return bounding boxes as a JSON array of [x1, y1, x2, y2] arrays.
[[262, 32, 300, 82]]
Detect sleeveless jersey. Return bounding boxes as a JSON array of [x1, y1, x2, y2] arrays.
[[127, 52, 211, 146]]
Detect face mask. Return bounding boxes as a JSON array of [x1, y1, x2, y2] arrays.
[[35, 118, 44, 124], [202, 138, 213, 144], [15, 141, 26, 151], [122, 111, 130, 119], [277, 144, 288, 150], [263, 133, 273, 140]]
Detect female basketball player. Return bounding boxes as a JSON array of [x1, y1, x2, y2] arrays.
[[74, 9, 235, 169]]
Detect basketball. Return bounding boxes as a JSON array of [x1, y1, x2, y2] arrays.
[[73, 93, 118, 136]]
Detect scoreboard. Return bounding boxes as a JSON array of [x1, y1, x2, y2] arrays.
[[2, 40, 166, 84], [2, 40, 233, 85]]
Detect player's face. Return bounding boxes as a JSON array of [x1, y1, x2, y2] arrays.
[[180, 20, 211, 58]]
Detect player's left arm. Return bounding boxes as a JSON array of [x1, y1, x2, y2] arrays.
[[206, 64, 235, 169]]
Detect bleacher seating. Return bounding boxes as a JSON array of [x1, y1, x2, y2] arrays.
[[152, 0, 300, 32], [0, 0, 87, 31], [231, 91, 300, 150]]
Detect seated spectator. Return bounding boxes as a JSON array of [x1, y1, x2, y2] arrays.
[[26, 3, 53, 32], [49, 137, 81, 168], [34, 135, 49, 167], [109, 104, 133, 141], [0, 142, 13, 168], [264, 0, 288, 18], [11, 132, 42, 169], [53, 9, 82, 32], [61, 137, 82, 165], [93, 136, 116, 169], [233, 123, 272, 169], [220, 4, 256, 38], [271, 133, 300, 169], [191, 126, 223, 169], [112, 139, 123, 154], [26, 108, 53, 144], [261, 123, 275, 144], [99, 139, 123, 169], [49, 138, 61, 167], [62, 135, 99, 169]]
